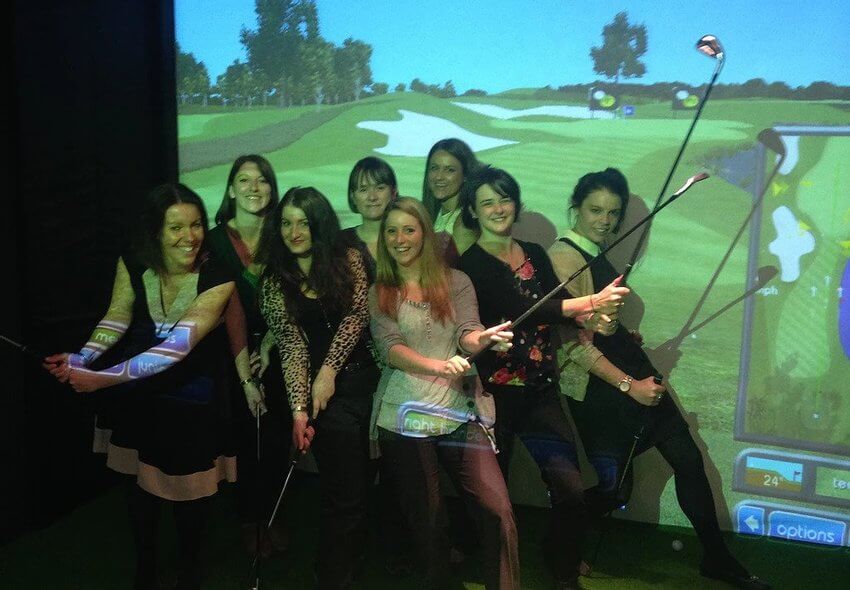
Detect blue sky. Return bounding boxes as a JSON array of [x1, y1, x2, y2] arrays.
[[176, 0, 850, 92]]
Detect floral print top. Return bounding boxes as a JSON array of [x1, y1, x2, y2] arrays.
[[460, 240, 572, 390]]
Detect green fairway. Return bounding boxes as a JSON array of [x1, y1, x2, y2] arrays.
[[177, 94, 850, 530]]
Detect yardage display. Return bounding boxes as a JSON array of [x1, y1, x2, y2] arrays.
[[734, 449, 850, 509]]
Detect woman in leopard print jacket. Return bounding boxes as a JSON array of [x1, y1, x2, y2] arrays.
[[257, 187, 378, 590]]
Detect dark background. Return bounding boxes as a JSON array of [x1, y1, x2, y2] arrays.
[[3, 0, 178, 543]]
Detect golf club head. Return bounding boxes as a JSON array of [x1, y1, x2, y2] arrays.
[[756, 265, 779, 286], [757, 128, 787, 158], [696, 35, 724, 60]]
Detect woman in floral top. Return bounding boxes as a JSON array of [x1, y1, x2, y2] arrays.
[[458, 166, 629, 590]]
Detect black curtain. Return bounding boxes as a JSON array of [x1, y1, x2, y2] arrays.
[[3, 0, 177, 543]]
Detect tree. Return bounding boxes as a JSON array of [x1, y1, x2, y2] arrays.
[[240, 0, 299, 106], [590, 12, 647, 83], [332, 38, 373, 102], [175, 42, 210, 105], [217, 59, 256, 106], [394, 82, 406, 93], [371, 82, 389, 96], [410, 78, 428, 93], [441, 80, 456, 98]]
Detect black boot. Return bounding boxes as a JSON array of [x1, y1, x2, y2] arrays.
[[699, 552, 771, 590]]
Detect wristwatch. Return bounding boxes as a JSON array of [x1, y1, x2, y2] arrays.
[[617, 375, 633, 393]]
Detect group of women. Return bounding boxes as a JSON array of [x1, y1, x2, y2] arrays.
[[43, 138, 769, 590]]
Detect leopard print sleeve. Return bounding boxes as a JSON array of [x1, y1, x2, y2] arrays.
[[259, 275, 310, 411], [323, 248, 370, 372]]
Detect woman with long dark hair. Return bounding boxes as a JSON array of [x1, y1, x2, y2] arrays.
[[549, 168, 770, 590], [458, 165, 629, 589], [206, 154, 291, 556], [44, 184, 236, 590], [370, 197, 520, 590], [422, 138, 481, 262], [257, 187, 377, 589]]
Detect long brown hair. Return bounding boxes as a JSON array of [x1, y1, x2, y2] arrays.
[[215, 154, 280, 225], [421, 138, 480, 221], [256, 187, 353, 318], [375, 197, 453, 323]]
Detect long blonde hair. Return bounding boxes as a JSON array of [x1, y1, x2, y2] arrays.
[[375, 197, 453, 323]]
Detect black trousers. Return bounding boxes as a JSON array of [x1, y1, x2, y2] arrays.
[[379, 423, 520, 590], [310, 366, 378, 590], [233, 357, 292, 526], [492, 384, 586, 582]]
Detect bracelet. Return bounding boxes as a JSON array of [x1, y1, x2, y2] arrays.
[[292, 404, 308, 414], [590, 294, 597, 312], [240, 377, 255, 386]]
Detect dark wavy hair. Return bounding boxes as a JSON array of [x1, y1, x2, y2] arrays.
[[134, 183, 209, 275], [459, 165, 522, 230], [569, 167, 631, 233], [346, 156, 398, 213], [256, 187, 353, 317], [215, 154, 280, 225], [421, 138, 480, 221]]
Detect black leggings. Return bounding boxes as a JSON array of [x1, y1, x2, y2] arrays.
[[126, 482, 212, 590], [583, 427, 728, 558], [492, 384, 586, 581]]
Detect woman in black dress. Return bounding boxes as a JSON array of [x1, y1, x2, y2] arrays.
[[44, 184, 236, 590], [458, 165, 628, 589], [549, 168, 770, 590], [206, 154, 291, 556], [257, 187, 378, 590]]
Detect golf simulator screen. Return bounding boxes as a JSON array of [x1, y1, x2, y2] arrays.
[[175, 0, 850, 548]]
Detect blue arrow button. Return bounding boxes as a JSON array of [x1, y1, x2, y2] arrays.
[[736, 505, 765, 536]]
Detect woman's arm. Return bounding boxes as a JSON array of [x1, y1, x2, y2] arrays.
[[538, 243, 627, 320], [224, 289, 266, 417], [260, 277, 315, 451], [586, 354, 666, 407], [260, 277, 310, 414], [68, 280, 234, 392], [548, 241, 663, 406], [547, 241, 619, 333], [44, 258, 135, 381], [448, 271, 514, 356]]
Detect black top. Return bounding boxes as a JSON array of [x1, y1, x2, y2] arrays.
[[206, 224, 265, 339], [558, 237, 654, 379], [92, 253, 235, 477], [459, 239, 573, 389], [295, 291, 374, 392], [339, 227, 377, 285], [557, 237, 686, 449]]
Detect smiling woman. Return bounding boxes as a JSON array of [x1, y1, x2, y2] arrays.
[[457, 165, 629, 588], [205, 154, 291, 557], [256, 186, 379, 589], [43, 183, 237, 589], [369, 196, 521, 589]]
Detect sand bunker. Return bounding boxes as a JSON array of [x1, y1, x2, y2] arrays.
[[452, 102, 615, 120], [356, 110, 517, 157]]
